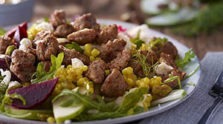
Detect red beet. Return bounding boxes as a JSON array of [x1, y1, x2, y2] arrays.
[[6, 22, 28, 47], [8, 78, 58, 109]]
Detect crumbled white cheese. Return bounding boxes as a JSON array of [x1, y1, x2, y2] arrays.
[[19, 38, 32, 52], [155, 62, 173, 75], [127, 24, 159, 43], [118, 32, 135, 49], [8, 81, 21, 89], [35, 20, 54, 32], [0, 69, 11, 85], [71, 58, 84, 68]]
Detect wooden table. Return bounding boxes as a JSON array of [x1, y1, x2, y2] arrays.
[[34, 0, 223, 59]]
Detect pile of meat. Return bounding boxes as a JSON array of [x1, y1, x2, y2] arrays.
[[0, 10, 185, 98]]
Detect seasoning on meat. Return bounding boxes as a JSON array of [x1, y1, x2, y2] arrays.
[[54, 24, 75, 38], [67, 28, 96, 45], [72, 13, 100, 31], [109, 49, 131, 70], [59, 45, 90, 65], [34, 30, 52, 41], [101, 69, 128, 97], [86, 59, 106, 84], [159, 53, 176, 68], [36, 36, 59, 61], [100, 39, 126, 62], [97, 24, 118, 44], [160, 42, 178, 59], [0, 36, 14, 54], [10, 50, 36, 82], [50, 10, 66, 27]]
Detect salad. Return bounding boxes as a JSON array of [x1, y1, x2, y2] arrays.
[[0, 10, 196, 123]]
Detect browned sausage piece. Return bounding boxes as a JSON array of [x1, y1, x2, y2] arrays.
[[160, 42, 178, 59], [100, 39, 126, 62], [164, 69, 186, 89], [0, 36, 13, 54], [128, 59, 144, 77], [10, 50, 36, 82], [101, 69, 128, 97], [34, 31, 52, 42], [50, 10, 66, 27], [36, 36, 59, 61], [59, 45, 90, 65], [109, 49, 131, 70], [72, 13, 100, 31], [97, 24, 118, 44], [140, 50, 159, 65], [54, 24, 75, 38], [86, 59, 106, 84], [159, 53, 176, 68], [67, 29, 96, 45]]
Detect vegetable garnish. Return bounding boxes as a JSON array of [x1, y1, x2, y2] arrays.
[[31, 52, 64, 84], [176, 49, 195, 69], [130, 30, 145, 49], [65, 42, 84, 53]]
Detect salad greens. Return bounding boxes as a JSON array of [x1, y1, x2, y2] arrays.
[[31, 52, 64, 84], [65, 42, 84, 53], [176, 49, 195, 69], [53, 87, 148, 122], [130, 30, 145, 49]]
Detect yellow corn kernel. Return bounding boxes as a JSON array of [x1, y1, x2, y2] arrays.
[[47, 117, 55, 124], [91, 48, 100, 57], [105, 70, 110, 75], [149, 76, 162, 88], [77, 77, 94, 94], [142, 94, 152, 110], [122, 67, 137, 87], [90, 56, 95, 61], [136, 77, 150, 89], [84, 43, 92, 56]]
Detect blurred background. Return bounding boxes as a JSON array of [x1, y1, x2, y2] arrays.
[[1, 0, 223, 58]]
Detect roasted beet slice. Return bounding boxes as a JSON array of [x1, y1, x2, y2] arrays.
[[6, 22, 28, 47], [8, 78, 58, 109], [6, 22, 27, 38]]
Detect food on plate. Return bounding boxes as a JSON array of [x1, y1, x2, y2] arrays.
[[0, 10, 196, 123]]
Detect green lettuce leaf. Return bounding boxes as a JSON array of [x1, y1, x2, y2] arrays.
[[64, 42, 83, 53], [130, 30, 145, 49], [75, 87, 148, 121], [31, 52, 64, 84], [176, 49, 195, 68]]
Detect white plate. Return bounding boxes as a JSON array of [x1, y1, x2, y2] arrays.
[[0, 20, 201, 124]]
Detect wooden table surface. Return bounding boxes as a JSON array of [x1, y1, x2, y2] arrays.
[[34, 0, 223, 59]]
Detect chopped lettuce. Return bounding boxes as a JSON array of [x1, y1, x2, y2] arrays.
[[149, 37, 167, 49], [65, 42, 83, 53], [4, 105, 52, 120], [52, 87, 148, 122], [176, 49, 195, 68], [130, 30, 145, 49], [31, 52, 64, 84]]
